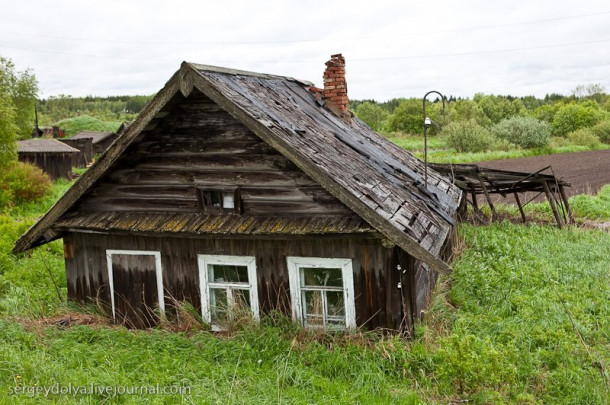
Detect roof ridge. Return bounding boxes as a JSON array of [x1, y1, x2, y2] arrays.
[[184, 62, 311, 84]]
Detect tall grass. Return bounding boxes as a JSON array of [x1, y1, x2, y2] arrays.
[[0, 175, 608, 403]]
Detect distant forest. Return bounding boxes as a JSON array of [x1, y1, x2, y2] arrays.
[[37, 94, 155, 126]]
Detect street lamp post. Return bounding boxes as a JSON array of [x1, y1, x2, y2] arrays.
[[423, 90, 446, 187]]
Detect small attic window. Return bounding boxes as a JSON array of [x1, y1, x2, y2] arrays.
[[198, 188, 242, 214]]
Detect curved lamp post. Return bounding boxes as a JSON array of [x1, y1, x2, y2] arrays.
[[423, 90, 446, 186]]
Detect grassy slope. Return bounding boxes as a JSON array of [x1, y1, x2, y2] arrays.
[[0, 183, 608, 403], [55, 115, 122, 138]]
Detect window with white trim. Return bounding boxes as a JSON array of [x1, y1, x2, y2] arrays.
[[287, 257, 356, 329], [197, 255, 259, 330]]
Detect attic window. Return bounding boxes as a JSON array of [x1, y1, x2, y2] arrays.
[[198, 188, 242, 214]]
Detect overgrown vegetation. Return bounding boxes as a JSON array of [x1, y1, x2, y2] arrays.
[[0, 180, 608, 403]]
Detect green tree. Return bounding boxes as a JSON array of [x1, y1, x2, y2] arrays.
[[448, 99, 491, 127], [0, 91, 17, 166], [0, 57, 38, 140], [387, 98, 423, 134], [552, 102, 606, 137], [473, 94, 527, 124], [354, 102, 389, 131]]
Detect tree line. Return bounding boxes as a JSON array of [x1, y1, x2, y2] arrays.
[[351, 86, 610, 151]]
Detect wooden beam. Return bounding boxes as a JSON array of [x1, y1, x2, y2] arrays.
[[558, 184, 574, 224], [514, 192, 527, 223], [542, 180, 563, 228], [478, 175, 496, 222]]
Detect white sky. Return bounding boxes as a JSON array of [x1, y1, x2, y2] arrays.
[[1, 0, 609, 101]]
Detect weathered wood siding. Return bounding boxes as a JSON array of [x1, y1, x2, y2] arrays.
[[60, 138, 94, 167], [64, 232, 414, 331], [93, 134, 118, 154], [72, 91, 354, 217], [18, 152, 75, 180]]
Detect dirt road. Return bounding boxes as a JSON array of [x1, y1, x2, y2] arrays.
[[478, 149, 610, 197]]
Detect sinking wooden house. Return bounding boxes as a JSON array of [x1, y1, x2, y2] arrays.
[[14, 55, 462, 332], [17, 139, 80, 180], [71, 130, 118, 154]]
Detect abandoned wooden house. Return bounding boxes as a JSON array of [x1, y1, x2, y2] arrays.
[[71, 130, 118, 154], [17, 139, 80, 180], [14, 54, 462, 332]]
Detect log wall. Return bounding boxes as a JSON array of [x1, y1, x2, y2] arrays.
[[64, 232, 416, 331]]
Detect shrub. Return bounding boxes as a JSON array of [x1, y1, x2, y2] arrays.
[[552, 102, 605, 137], [387, 99, 423, 134], [491, 116, 551, 148], [590, 119, 610, 143], [355, 102, 389, 131], [566, 128, 600, 147], [445, 119, 498, 152], [0, 162, 52, 206]]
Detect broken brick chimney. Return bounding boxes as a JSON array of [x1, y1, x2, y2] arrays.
[[323, 53, 348, 116]]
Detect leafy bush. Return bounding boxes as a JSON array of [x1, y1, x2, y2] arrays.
[[445, 119, 498, 152], [354, 102, 389, 131], [387, 99, 423, 134], [0, 162, 51, 207], [448, 99, 491, 127], [552, 102, 605, 136], [566, 128, 600, 147], [473, 94, 527, 124], [492, 116, 551, 148], [590, 119, 610, 143]]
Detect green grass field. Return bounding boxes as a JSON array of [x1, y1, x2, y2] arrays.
[[0, 181, 608, 403], [385, 132, 610, 164]]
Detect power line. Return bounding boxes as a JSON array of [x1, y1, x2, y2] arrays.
[[2, 37, 608, 64], [0, 10, 608, 46]]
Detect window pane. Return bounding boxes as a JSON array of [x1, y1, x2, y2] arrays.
[[303, 290, 324, 323], [209, 264, 249, 283], [222, 193, 235, 209], [210, 288, 228, 324], [232, 289, 251, 311], [301, 267, 343, 287], [325, 291, 345, 318]]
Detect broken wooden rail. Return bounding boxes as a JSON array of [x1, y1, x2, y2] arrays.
[[429, 163, 572, 227]]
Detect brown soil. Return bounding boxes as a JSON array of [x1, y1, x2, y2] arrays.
[[478, 149, 610, 197]]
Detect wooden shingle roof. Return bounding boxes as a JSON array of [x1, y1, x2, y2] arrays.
[[14, 62, 462, 274], [17, 139, 80, 153], [71, 131, 114, 144]]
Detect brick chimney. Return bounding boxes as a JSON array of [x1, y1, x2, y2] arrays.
[[323, 53, 348, 115]]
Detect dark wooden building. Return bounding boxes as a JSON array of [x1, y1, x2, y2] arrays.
[[59, 138, 94, 168], [17, 139, 80, 180], [71, 131, 118, 154], [14, 55, 462, 333]]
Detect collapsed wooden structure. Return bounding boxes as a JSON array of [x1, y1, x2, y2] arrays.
[[14, 55, 461, 333], [430, 163, 573, 227]]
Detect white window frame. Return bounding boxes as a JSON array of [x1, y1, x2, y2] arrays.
[[197, 255, 259, 330], [287, 256, 356, 329], [105, 249, 164, 320]]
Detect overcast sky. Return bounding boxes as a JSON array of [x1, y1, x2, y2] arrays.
[[1, 0, 609, 101]]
